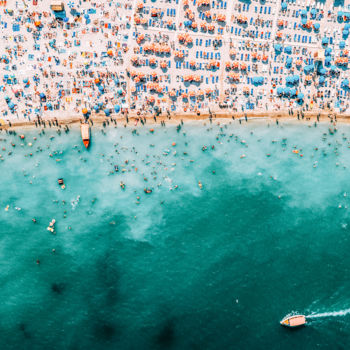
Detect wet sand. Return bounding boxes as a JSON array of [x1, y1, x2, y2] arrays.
[[0, 110, 349, 131]]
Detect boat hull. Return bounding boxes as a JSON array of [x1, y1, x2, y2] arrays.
[[81, 123, 90, 148], [83, 139, 90, 148], [280, 315, 306, 328]]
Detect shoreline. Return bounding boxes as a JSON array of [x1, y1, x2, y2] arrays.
[[0, 111, 348, 131]]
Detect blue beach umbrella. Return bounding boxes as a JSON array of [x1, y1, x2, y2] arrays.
[[277, 87, 283, 95], [284, 87, 291, 96], [304, 64, 314, 73], [340, 41, 346, 49], [330, 65, 338, 72], [325, 57, 331, 66], [117, 88, 123, 95], [286, 57, 293, 66], [281, 2, 287, 10], [93, 105, 99, 112], [319, 68, 326, 75], [284, 46, 292, 54], [98, 85, 104, 93], [343, 29, 349, 37], [325, 47, 332, 56], [310, 8, 317, 18], [319, 76, 325, 84], [342, 79, 349, 88], [274, 44, 282, 52], [8, 102, 15, 109], [114, 105, 120, 113], [301, 18, 307, 25], [290, 88, 297, 96], [5, 96, 10, 102], [301, 9, 307, 17], [104, 108, 111, 116], [63, 17, 69, 22], [297, 93, 304, 103], [313, 22, 320, 31], [322, 37, 329, 45]]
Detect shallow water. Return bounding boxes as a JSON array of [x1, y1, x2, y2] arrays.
[[1, 120, 350, 349]]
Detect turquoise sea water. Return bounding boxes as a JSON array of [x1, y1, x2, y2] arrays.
[[1, 120, 350, 349]]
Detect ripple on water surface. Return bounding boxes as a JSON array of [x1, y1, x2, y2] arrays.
[[0, 121, 350, 349]]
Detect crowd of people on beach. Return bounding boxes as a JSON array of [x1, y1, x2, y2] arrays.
[[1, 0, 350, 125]]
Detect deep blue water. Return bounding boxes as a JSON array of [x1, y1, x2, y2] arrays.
[[1, 120, 350, 349]]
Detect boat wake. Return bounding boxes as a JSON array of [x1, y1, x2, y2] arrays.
[[307, 308, 350, 319]]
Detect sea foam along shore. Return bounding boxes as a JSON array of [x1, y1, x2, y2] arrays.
[[0, 110, 348, 130]]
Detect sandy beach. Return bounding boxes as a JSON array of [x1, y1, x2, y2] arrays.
[[1, 0, 350, 125]]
